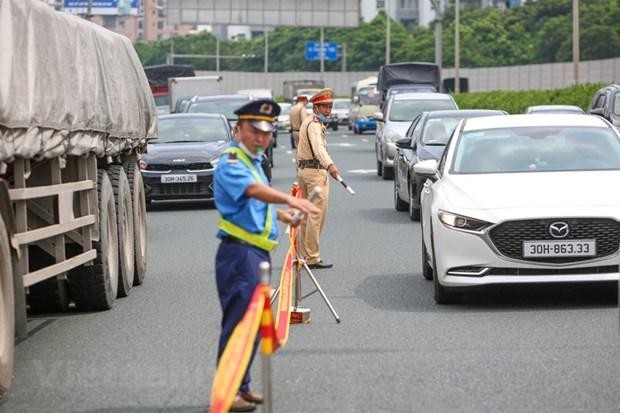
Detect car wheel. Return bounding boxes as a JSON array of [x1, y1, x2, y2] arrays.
[[408, 181, 420, 221], [393, 178, 407, 211], [377, 160, 383, 176], [421, 228, 433, 280], [430, 221, 462, 304], [348, 124, 352, 131], [382, 162, 394, 180], [332, 123, 338, 131]]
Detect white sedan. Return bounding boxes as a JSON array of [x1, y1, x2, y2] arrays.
[[416, 114, 620, 304]]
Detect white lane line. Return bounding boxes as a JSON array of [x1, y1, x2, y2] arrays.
[[348, 169, 376, 174], [361, 138, 369, 142], [327, 142, 355, 147]]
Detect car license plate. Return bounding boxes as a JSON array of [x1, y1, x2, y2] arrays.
[[523, 239, 596, 258], [161, 174, 197, 184]]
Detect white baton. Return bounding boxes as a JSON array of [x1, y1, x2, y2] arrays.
[[336, 175, 356, 195]]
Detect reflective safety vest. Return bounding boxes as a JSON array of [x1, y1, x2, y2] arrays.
[[218, 147, 278, 252]]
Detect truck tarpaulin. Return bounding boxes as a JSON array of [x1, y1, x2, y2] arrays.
[[0, 0, 157, 162], [377, 62, 441, 101]]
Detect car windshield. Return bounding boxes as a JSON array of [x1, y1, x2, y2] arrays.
[[358, 87, 381, 105], [422, 118, 461, 145], [333, 100, 350, 110], [389, 99, 456, 122], [187, 99, 250, 119], [452, 126, 620, 173], [156, 117, 229, 143]]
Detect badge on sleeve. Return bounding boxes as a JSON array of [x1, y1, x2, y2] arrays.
[[227, 152, 238, 163]]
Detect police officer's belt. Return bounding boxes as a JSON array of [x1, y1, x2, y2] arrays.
[[298, 159, 324, 169]]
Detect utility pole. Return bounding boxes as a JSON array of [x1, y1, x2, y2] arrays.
[[216, 36, 220, 72], [320, 27, 324, 82], [341, 43, 347, 72], [454, 0, 460, 94], [572, 0, 580, 84], [430, 0, 443, 69], [385, 1, 391, 65], [264, 27, 269, 73]]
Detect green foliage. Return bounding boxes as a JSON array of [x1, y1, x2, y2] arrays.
[[134, 0, 620, 71], [453, 83, 604, 114]]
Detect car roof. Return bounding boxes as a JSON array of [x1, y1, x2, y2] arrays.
[[158, 113, 228, 121], [527, 104, 584, 112], [463, 114, 609, 131], [391, 92, 453, 101], [426, 109, 506, 118], [191, 94, 253, 102]]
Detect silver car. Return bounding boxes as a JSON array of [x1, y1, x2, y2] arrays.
[[374, 92, 457, 180]]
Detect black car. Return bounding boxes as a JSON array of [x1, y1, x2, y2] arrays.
[[393, 109, 507, 220], [186, 94, 274, 179], [588, 84, 620, 130], [140, 113, 232, 204]]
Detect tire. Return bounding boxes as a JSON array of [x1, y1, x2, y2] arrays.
[[108, 165, 134, 298], [26, 246, 70, 313], [421, 223, 433, 281], [348, 124, 352, 131], [382, 162, 394, 180], [408, 181, 421, 221], [126, 162, 148, 286], [0, 213, 14, 401], [67, 169, 119, 311], [332, 123, 338, 131], [393, 178, 407, 211], [354, 126, 359, 135], [377, 160, 383, 176]]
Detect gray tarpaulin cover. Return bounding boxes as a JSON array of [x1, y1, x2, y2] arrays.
[[0, 0, 157, 162]]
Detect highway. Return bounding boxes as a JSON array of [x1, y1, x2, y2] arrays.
[[2, 128, 619, 413]]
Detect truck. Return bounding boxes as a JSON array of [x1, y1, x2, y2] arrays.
[[168, 75, 223, 113], [349, 77, 381, 134], [376, 62, 441, 105], [144, 64, 195, 113], [0, 0, 157, 399], [282, 80, 325, 103]]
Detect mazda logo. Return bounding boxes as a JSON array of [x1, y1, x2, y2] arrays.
[[549, 222, 570, 239]]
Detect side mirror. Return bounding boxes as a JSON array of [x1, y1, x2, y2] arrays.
[[373, 112, 384, 122], [589, 107, 604, 116], [395, 138, 411, 149], [413, 159, 439, 179], [352, 96, 360, 104]]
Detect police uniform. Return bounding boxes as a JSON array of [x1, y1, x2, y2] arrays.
[[289, 96, 308, 149], [213, 99, 280, 402], [295, 88, 335, 268]]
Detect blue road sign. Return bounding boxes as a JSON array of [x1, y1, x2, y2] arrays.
[[305, 41, 339, 61]]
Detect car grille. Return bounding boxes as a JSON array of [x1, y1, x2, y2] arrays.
[[489, 218, 620, 263], [150, 182, 214, 196], [146, 162, 213, 171]]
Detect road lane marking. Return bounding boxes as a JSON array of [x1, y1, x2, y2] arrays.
[[347, 169, 376, 174]]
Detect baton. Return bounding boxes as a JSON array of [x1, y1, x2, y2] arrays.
[[290, 186, 322, 225], [336, 175, 356, 195]]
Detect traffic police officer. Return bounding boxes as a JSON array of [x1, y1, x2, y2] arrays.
[[214, 99, 319, 412], [295, 88, 340, 269], [289, 95, 309, 149]]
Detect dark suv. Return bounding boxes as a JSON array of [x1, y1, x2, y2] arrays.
[[588, 84, 620, 130]]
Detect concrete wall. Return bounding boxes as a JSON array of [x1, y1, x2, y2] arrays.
[[196, 56, 620, 97]]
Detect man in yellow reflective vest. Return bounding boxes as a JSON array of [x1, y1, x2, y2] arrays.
[[213, 99, 319, 412]]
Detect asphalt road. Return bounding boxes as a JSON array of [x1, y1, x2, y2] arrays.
[[3, 127, 620, 413]]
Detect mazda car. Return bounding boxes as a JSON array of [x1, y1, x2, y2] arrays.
[[416, 114, 620, 304], [140, 113, 232, 204]]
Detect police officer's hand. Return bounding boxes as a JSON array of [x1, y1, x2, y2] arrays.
[[277, 209, 302, 226], [288, 196, 320, 215], [327, 163, 339, 179]]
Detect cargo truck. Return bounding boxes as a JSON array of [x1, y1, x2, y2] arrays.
[[168, 75, 223, 113], [0, 0, 157, 399]]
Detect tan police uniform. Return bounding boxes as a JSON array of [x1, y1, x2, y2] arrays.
[[289, 98, 308, 148], [295, 89, 335, 266]]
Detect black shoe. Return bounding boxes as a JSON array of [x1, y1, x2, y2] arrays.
[[307, 261, 333, 269]]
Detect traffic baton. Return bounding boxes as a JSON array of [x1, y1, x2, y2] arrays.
[[336, 175, 356, 195]]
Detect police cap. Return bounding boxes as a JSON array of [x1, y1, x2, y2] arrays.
[[234, 99, 281, 132]]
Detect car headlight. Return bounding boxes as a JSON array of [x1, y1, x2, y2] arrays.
[[438, 210, 492, 233]]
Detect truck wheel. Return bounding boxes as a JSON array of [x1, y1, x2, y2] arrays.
[[68, 169, 118, 311], [0, 213, 14, 400], [126, 162, 147, 286], [26, 246, 70, 313], [108, 165, 134, 298]]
